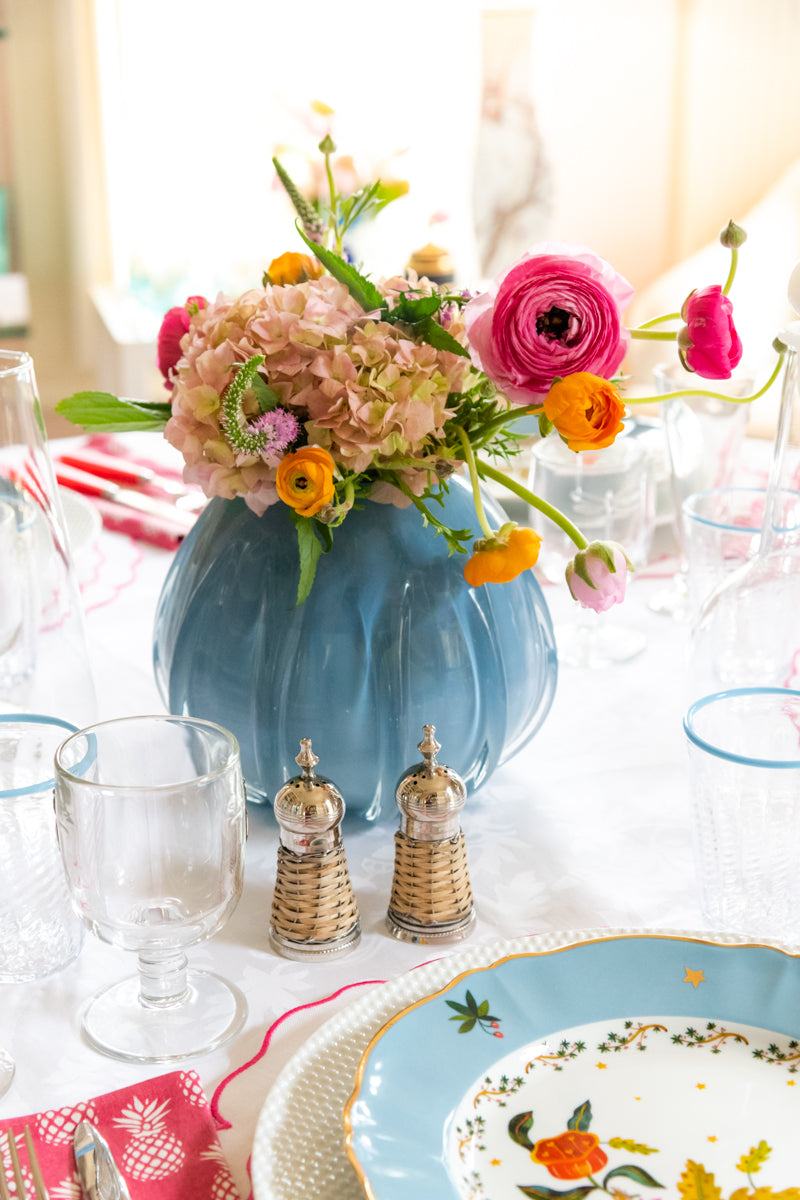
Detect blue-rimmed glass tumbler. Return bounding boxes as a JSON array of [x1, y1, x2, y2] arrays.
[[684, 687, 800, 940]]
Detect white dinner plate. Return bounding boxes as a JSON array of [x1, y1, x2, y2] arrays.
[[249, 928, 795, 1200]]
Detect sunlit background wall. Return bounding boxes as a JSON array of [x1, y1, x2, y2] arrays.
[[2, 0, 800, 422]]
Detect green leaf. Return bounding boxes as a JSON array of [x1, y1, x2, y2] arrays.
[[294, 224, 384, 313], [458, 1018, 476, 1034], [567, 1101, 592, 1132], [388, 293, 442, 324], [517, 1186, 594, 1199], [312, 518, 334, 554], [251, 373, 281, 413], [291, 512, 324, 607], [477, 1000, 490, 1018], [507, 1111, 535, 1150], [55, 392, 172, 432], [464, 990, 478, 1014], [417, 316, 471, 357], [603, 1165, 665, 1189], [446, 1000, 473, 1016]]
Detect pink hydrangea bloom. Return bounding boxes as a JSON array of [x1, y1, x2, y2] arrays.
[[679, 284, 743, 380], [565, 541, 632, 612], [163, 275, 471, 515], [463, 243, 634, 406]]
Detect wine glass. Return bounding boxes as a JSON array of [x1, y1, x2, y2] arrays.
[[649, 360, 752, 620], [528, 432, 655, 667], [0, 1050, 13, 1099], [54, 715, 248, 1063]]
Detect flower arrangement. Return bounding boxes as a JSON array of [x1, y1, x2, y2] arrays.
[[58, 138, 787, 608]]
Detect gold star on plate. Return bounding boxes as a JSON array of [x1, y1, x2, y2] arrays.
[[684, 967, 705, 988], [596, 1062, 608, 1069], [696, 1082, 706, 1090], [491, 1159, 501, 1167], [788, 1080, 796, 1087], [708, 1135, 718, 1143]]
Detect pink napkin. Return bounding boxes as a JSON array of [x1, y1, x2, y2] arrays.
[[0, 1070, 240, 1199]]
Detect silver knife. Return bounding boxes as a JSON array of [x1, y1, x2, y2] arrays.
[[74, 1121, 132, 1200]]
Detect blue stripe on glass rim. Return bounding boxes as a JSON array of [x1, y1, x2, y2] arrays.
[[682, 486, 800, 533], [684, 686, 800, 769], [0, 713, 78, 797]]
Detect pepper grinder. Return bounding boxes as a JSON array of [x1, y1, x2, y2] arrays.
[[270, 738, 360, 960], [386, 724, 475, 943]]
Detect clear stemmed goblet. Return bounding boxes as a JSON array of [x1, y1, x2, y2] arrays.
[[528, 431, 655, 667], [54, 715, 248, 1063]]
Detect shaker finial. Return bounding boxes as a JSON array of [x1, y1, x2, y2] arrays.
[[419, 724, 441, 769], [296, 737, 319, 780]]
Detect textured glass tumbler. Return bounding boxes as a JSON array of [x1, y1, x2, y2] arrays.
[[0, 713, 83, 982], [54, 715, 247, 1063], [684, 688, 800, 941]]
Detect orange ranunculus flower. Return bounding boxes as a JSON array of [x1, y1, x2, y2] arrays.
[[464, 526, 542, 587], [275, 446, 336, 518], [542, 372, 625, 451], [531, 1130, 608, 1181], [265, 252, 324, 286]]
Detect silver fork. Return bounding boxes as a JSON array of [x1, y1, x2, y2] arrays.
[[0, 1126, 49, 1200]]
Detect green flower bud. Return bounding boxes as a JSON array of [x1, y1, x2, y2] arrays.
[[538, 414, 554, 438], [318, 134, 337, 154], [719, 220, 747, 249]]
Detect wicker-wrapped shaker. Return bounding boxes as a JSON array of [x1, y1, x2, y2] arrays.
[[270, 738, 360, 960], [386, 724, 475, 943]]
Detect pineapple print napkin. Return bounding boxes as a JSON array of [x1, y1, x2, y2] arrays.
[[0, 1069, 240, 1198]]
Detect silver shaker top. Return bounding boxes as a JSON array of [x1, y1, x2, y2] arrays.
[[273, 739, 344, 854], [395, 725, 466, 842]]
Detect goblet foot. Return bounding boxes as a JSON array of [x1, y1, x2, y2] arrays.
[[82, 970, 247, 1063], [555, 620, 646, 668], [0, 1048, 14, 1098]]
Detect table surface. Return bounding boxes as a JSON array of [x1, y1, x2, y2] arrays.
[[0, 432, 784, 1200]]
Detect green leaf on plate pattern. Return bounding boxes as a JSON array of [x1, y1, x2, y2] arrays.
[[508, 1110, 535, 1150], [567, 1101, 592, 1132]]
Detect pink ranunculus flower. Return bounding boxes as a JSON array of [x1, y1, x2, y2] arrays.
[[157, 295, 208, 390], [463, 242, 634, 406], [678, 284, 743, 380], [565, 540, 633, 612]]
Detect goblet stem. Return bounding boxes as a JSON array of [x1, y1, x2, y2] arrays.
[[137, 949, 189, 1008]]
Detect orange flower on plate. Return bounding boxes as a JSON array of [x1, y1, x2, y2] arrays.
[[464, 525, 542, 587], [276, 446, 335, 518], [542, 371, 625, 451], [530, 1129, 608, 1181], [264, 251, 324, 286]]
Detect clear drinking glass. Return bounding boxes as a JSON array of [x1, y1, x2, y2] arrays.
[[0, 351, 96, 723], [54, 715, 248, 1063], [528, 432, 655, 667], [684, 687, 800, 941]]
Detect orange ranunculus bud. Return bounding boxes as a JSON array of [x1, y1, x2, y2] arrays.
[[275, 446, 336, 518], [264, 252, 324, 287], [542, 372, 625, 452], [531, 1130, 608, 1181], [463, 525, 542, 587]]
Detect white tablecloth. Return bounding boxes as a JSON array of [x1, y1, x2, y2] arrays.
[[0, 434, 759, 1199]]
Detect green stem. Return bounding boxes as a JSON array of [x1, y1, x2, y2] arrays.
[[633, 311, 681, 330], [722, 246, 738, 296], [473, 403, 543, 447], [626, 350, 786, 407], [629, 328, 679, 341], [457, 426, 494, 541], [323, 147, 341, 254], [478, 458, 588, 550]]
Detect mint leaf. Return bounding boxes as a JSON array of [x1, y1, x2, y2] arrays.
[[55, 392, 171, 432], [290, 512, 334, 606], [294, 224, 385, 313]]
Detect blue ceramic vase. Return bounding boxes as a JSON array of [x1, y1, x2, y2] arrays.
[[152, 476, 557, 820]]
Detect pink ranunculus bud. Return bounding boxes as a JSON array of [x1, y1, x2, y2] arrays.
[[565, 540, 633, 613], [157, 295, 207, 391], [678, 284, 743, 380], [463, 242, 634, 406]]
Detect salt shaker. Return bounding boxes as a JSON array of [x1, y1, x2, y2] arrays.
[[270, 738, 360, 960], [386, 724, 475, 943]]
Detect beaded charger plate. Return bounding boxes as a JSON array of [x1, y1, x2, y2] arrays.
[[343, 933, 800, 1200], [249, 930, 799, 1200]]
